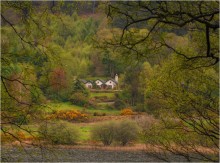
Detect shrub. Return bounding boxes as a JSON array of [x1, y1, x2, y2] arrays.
[[93, 112, 106, 116], [104, 105, 115, 110], [115, 120, 140, 146], [135, 104, 147, 112], [38, 121, 79, 145], [1, 133, 14, 143], [47, 110, 88, 122], [120, 108, 135, 116], [114, 99, 126, 110], [69, 92, 89, 106], [91, 121, 116, 146]]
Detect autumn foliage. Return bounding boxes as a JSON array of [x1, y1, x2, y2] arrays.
[[47, 110, 88, 122], [120, 108, 135, 116], [49, 67, 67, 91]]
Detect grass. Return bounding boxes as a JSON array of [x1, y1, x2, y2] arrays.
[[46, 102, 84, 112], [78, 125, 92, 141], [90, 92, 115, 98], [18, 123, 92, 142], [97, 102, 114, 106]]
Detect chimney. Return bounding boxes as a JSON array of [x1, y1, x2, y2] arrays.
[[115, 74, 118, 83]]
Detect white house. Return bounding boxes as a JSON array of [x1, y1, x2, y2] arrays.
[[79, 74, 119, 90], [79, 79, 93, 89], [95, 79, 105, 88], [85, 81, 93, 89], [105, 79, 117, 89]]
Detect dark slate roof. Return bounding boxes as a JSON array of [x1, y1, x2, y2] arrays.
[[79, 78, 118, 85], [79, 79, 93, 84], [95, 79, 106, 83], [79, 79, 87, 84]]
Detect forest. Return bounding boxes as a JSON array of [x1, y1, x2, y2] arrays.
[[1, 1, 219, 162]]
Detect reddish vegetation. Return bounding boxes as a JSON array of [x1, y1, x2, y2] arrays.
[[49, 67, 67, 91]]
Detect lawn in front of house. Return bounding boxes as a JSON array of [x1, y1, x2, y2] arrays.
[[90, 92, 115, 99]]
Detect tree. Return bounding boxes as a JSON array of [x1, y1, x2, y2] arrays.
[[104, 1, 219, 67], [138, 62, 153, 111], [143, 56, 219, 161], [1, 2, 63, 153]]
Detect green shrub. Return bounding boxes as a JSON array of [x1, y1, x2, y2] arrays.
[[115, 120, 140, 146], [38, 121, 80, 145], [91, 120, 140, 146], [104, 105, 115, 110], [69, 92, 89, 106], [91, 121, 116, 146], [114, 99, 126, 110], [93, 112, 107, 116], [135, 104, 147, 112]]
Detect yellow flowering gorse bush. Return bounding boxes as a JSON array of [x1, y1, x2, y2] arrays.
[[47, 110, 88, 121]]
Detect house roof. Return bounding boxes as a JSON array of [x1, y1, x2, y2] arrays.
[[79, 78, 118, 85], [105, 79, 118, 84], [95, 79, 106, 83], [79, 79, 93, 84]]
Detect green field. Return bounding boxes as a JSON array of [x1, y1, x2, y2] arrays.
[[2, 102, 120, 143], [90, 92, 115, 98], [47, 102, 119, 115], [78, 125, 92, 141]]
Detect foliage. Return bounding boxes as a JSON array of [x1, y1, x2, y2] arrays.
[[115, 120, 140, 146], [72, 80, 90, 97], [105, 1, 219, 67], [134, 104, 147, 112], [114, 99, 126, 110], [69, 92, 90, 107], [69, 80, 93, 106], [93, 112, 106, 116], [91, 120, 140, 146], [143, 56, 219, 161], [142, 119, 219, 161], [47, 110, 88, 122], [91, 121, 116, 146], [120, 108, 135, 116], [39, 121, 80, 145]]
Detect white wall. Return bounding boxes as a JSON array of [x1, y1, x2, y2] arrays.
[[85, 83, 92, 88], [95, 80, 103, 86], [105, 80, 116, 89]]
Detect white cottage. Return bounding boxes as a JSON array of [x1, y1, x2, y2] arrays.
[[79, 74, 119, 90], [105, 79, 117, 89], [105, 74, 119, 89], [79, 79, 93, 89], [85, 81, 93, 89], [95, 79, 105, 89]]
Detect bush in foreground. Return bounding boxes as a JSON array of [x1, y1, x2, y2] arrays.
[[115, 120, 140, 146], [91, 121, 116, 146], [91, 120, 140, 146], [39, 120, 80, 145]]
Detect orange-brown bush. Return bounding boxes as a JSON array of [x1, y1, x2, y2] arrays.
[[120, 108, 135, 116], [1, 133, 14, 143], [47, 110, 88, 122]]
